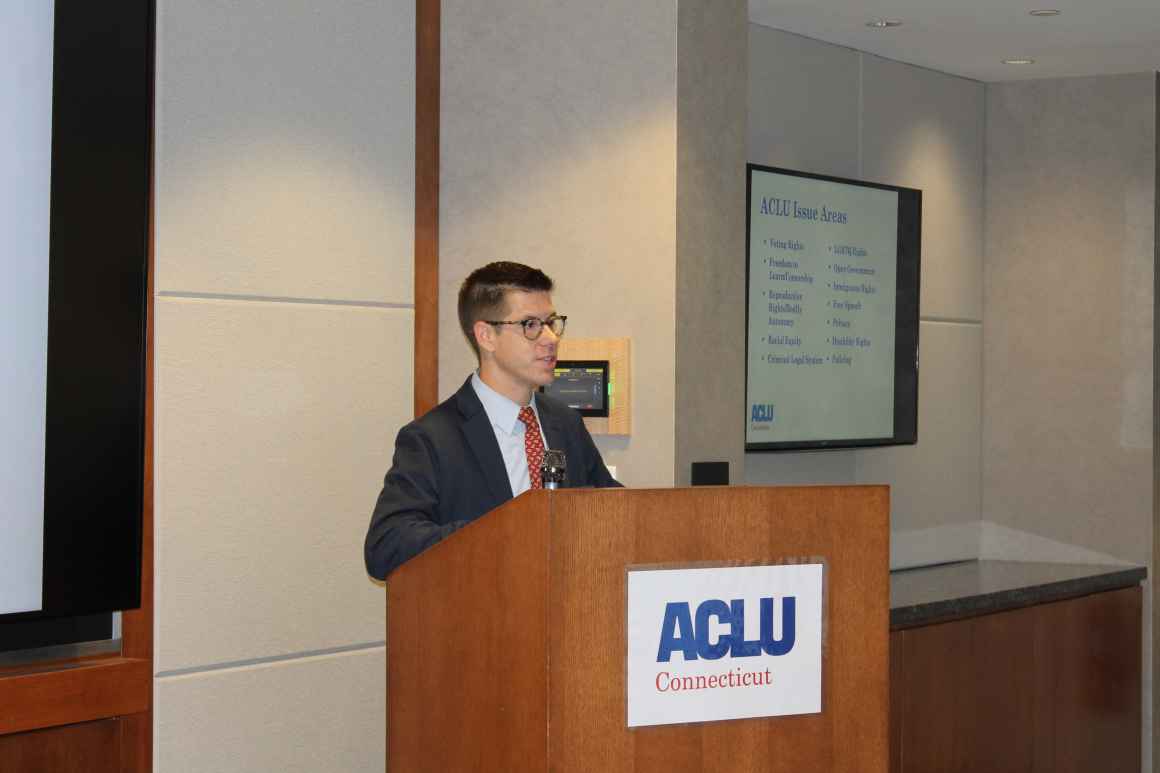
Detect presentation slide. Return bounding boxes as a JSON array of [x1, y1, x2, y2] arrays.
[[747, 169, 898, 446], [0, 3, 53, 616]]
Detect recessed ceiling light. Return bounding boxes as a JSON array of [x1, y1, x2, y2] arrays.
[[1029, 9, 1061, 16], [1003, 58, 1036, 65], [866, 19, 903, 28]]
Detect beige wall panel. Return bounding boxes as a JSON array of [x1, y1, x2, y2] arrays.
[[748, 24, 860, 178], [984, 75, 1154, 768], [745, 33, 984, 538], [155, 647, 385, 773], [745, 23, 861, 486], [675, 1, 748, 486], [856, 321, 982, 564], [154, 298, 409, 672], [983, 74, 1153, 566], [438, 1, 678, 487], [980, 521, 1132, 565], [890, 521, 980, 570], [154, 0, 414, 303], [744, 449, 857, 485], [861, 55, 984, 323]]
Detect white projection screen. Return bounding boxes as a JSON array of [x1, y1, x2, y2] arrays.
[[0, 2, 53, 616], [0, 1, 54, 612], [0, 2, 150, 639], [745, 164, 920, 452]]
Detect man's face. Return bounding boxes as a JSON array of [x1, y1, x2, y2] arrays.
[[476, 290, 559, 402]]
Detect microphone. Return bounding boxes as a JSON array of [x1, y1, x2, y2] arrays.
[[541, 450, 566, 490]]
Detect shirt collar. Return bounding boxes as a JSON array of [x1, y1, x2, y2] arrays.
[[471, 372, 537, 436]]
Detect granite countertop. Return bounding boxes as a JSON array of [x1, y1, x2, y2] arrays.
[[889, 559, 1147, 631]]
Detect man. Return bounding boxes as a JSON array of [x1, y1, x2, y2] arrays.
[[364, 261, 620, 579]]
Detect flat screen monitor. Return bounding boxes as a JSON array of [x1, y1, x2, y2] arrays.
[[541, 360, 610, 417], [0, 0, 153, 626], [745, 164, 920, 452]]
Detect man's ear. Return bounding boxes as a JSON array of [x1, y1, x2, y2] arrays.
[[473, 320, 496, 354]]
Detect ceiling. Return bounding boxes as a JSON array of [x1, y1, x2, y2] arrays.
[[748, 0, 1160, 82]]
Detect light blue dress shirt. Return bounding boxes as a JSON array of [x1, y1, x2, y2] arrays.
[[471, 372, 548, 497]]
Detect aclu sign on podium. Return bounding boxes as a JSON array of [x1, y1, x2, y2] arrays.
[[626, 563, 824, 728]]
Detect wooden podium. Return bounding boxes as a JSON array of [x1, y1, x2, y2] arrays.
[[386, 486, 889, 772]]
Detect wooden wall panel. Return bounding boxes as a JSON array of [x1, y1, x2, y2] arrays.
[[888, 633, 903, 773], [0, 659, 149, 737], [1034, 587, 1141, 773], [893, 604, 1037, 772], [414, 0, 440, 417], [0, 720, 122, 773], [891, 587, 1142, 773], [969, 609, 1038, 772], [557, 337, 632, 435]]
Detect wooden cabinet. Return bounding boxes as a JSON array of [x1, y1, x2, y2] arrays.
[[890, 587, 1141, 773], [0, 720, 124, 773]]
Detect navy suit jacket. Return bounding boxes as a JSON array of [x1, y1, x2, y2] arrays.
[[364, 377, 621, 579]]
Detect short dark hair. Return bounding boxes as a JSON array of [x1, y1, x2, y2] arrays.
[[458, 261, 554, 356]]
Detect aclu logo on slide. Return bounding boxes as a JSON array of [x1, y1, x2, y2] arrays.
[[751, 403, 776, 428], [656, 597, 796, 662]]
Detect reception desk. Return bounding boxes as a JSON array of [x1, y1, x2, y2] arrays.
[[889, 560, 1145, 773]]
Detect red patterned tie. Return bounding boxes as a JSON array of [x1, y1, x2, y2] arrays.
[[518, 406, 545, 490]]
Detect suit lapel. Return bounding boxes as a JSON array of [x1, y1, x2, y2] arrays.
[[536, 399, 573, 487], [536, 398, 567, 455], [456, 379, 514, 503]]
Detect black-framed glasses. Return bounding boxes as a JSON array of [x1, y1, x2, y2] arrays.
[[484, 314, 567, 340]]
